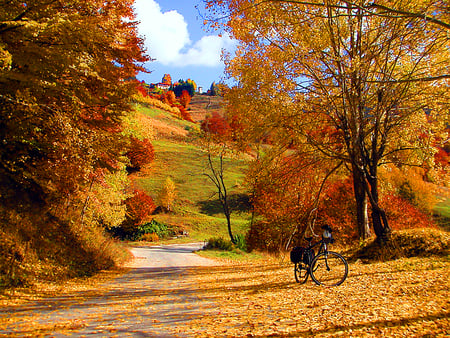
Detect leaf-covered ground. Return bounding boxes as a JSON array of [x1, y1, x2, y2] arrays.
[[0, 255, 448, 337], [176, 256, 449, 337]]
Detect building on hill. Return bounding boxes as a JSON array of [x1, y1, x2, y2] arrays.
[[156, 83, 170, 91]]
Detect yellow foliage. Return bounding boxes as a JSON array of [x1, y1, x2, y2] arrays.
[[141, 232, 159, 242], [380, 165, 437, 214], [132, 93, 180, 115]]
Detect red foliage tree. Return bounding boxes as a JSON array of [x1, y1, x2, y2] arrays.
[[125, 137, 155, 173], [122, 189, 156, 233], [246, 155, 331, 251], [162, 90, 176, 105], [179, 106, 194, 123], [382, 195, 436, 231], [179, 90, 191, 108], [316, 176, 436, 245], [201, 112, 231, 137], [137, 85, 148, 97], [316, 177, 358, 245]]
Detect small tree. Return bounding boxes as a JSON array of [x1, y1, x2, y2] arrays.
[[125, 137, 155, 173], [201, 114, 236, 244], [159, 177, 177, 212], [179, 90, 191, 109], [122, 189, 156, 235], [205, 147, 235, 244]]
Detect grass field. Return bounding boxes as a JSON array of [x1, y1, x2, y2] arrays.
[[134, 100, 252, 241]]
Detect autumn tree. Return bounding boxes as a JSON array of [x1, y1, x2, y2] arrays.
[[159, 177, 177, 212], [0, 0, 148, 279], [205, 0, 449, 244], [201, 114, 238, 244], [179, 89, 192, 108], [125, 137, 155, 173]]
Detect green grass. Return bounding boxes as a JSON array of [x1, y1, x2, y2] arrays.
[[435, 198, 450, 218], [433, 192, 450, 231], [197, 248, 265, 261], [137, 105, 164, 118], [134, 103, 252, 242], [138, 140, 248, 209]]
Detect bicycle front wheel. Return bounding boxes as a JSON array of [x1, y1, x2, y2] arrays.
[[294, 262, 309, 284], [310, 251, 348, 286]]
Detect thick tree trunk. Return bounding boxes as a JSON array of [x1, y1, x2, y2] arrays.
[[366, 169, 391, 243], [352, 164, 370, 240]]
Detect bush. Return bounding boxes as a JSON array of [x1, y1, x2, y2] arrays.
[[352, 228, 450, 262], [123, 190, 156, 231], [205, 237, 233, 251], [234, 233, 247, 251], [136, 219, 171, 240], [141, 233, 159, 242], [246, 220, 290, 252]]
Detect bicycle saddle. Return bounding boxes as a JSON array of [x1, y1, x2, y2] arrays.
[[305, 237, 313, 242]]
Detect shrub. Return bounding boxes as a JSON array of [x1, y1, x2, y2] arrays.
[[383, 194, 437, 230], [234, 233, 247, 251], [141, 233, 159, 242], [205, 237, 233, 251], [246, 220, 290, 252], [316, 177, 358, 245], [125, 137, 155, 173], [353, 228, 450, 262], [201, 112, 231, 137], [121, 190, 156, 235], [137, 219, 171, 239]]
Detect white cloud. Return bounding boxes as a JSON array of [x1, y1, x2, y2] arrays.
[[133, 0, 236, 67]]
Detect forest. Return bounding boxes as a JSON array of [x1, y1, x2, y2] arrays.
[[0, 0, 449, 288]]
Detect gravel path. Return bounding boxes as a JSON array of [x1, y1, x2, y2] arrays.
[[0, 243, 221, 337]]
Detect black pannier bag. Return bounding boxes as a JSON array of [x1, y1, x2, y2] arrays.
[[302, 248, 315, 265], [290, 246, 304, 263]]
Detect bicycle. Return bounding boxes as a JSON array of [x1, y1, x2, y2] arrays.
[[290, 225, 348, 286]]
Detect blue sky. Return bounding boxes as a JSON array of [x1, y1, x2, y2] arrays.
[[133, 0, 236, 90]]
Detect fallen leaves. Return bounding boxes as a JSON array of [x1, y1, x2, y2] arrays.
[[0, 256, 448, 337], [179, 256, 450, 337]]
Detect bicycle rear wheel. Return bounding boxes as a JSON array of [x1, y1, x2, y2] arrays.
[[294, 262, 309, 284], [310, 251, 348, 286]]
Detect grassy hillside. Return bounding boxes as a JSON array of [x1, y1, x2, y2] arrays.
[[134, 96, 251, 241]]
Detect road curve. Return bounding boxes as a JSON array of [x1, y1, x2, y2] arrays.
[[0, 243, 221, 337], [125, 242, 218, 268]]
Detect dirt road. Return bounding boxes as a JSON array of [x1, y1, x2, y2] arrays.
[[0, 243, 220, 337]]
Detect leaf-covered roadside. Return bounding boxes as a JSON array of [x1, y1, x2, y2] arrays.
[[176, 256, 449, 337]]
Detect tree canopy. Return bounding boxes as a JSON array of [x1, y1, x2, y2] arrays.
[[0, 0, 148, 212], [205, 0, 449, 243], [0, 0, 149, 282]]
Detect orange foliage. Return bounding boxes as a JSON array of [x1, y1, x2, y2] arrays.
[[179, 106, 194, 122], [179, 90, 191, 108], [316, 176, 436, 245], [383, 195, 436, 231], [124, 189, 156, 230], [162, 91, 176, 105], [246, 155, 330, 251], [435, 147, 449, 167], [125, 137, 155, 172], [317, 177, 358, 245], [201, 112, 231, 136]]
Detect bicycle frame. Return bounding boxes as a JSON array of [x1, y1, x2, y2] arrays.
[[306, 239, 328, 259]]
